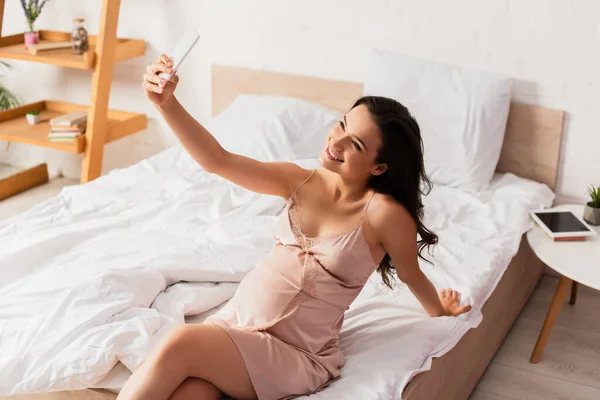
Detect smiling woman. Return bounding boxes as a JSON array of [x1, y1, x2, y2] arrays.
[[319, 95, 439, 289], [117, 54, 473, 400], [321, 108, 378, 168]]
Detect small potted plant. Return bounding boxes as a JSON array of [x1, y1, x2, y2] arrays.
[[20, 0, 52, 47], [583, 184, 600, 226], [26, 110, 41, 124]]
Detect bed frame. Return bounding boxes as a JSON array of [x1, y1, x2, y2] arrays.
[[3, 65, 565, 400]]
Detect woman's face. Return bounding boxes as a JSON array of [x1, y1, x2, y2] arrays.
[[318, 104, 386, 179]]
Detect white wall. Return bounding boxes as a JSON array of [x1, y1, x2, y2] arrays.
[[1, 0, 598, 204]]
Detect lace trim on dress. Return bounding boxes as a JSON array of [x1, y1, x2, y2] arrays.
[[288, 194, 357, 249]]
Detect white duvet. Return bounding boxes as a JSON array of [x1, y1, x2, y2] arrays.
[[0, 145, 554, 398]]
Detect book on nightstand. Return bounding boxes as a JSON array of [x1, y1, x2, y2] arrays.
[[553, 236, 586, 242]]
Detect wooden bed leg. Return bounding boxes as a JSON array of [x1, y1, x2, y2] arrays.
[[570, 281, 579, 305], [530, 275, 571, 363]]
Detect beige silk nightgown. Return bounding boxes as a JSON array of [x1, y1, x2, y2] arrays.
[[203, 170, 378, 399]]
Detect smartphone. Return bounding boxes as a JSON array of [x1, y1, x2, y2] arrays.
[[158, 29, 200, 81]]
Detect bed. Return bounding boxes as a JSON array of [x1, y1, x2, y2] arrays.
[[0, 65, 564, 400]]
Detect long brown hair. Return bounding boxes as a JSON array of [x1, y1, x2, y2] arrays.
[[352, 96, 438, 289]]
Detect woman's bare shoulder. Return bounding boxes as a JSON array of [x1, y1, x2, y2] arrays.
[[367, 193, 416, 235]]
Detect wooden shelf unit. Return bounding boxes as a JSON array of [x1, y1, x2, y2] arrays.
[[0, 0, 147, 192], [0, 30, 145, 69], [0, 100, 147, 154]]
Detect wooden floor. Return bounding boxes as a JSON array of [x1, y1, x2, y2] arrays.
[[471, 276, 600, 400], [1, 178, 599, 400], [0, 175, 77, 220]]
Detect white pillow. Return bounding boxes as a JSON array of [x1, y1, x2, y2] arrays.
[[207, 94, 342, 162], [363, 50, 513, 191]]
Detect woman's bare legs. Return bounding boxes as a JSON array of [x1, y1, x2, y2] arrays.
[[117, 324, 256, 400], [168, 378, 221, 400]]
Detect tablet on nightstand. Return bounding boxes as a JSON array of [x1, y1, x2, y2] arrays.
[[530, 210, 597, 241]]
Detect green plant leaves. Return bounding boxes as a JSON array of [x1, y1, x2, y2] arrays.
[[0, 86, 20, 111], [588, 184, 600, 208], [0, 61, 19, 111]]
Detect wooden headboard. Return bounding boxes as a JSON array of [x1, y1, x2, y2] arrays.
[[212, 65, 565, 190]]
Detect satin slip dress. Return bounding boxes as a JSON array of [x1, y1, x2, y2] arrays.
[[203, 169, 378, 400]]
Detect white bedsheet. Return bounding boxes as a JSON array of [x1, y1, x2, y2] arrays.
[[0, 145, 554, 398]]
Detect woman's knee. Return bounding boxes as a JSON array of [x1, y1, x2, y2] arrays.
[[151, 324, 255, 399], [169, 377, 221, 400], [154, 325, 197, 367], [154, 325, 221, 372]]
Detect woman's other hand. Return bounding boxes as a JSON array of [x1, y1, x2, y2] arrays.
[[439, 289, 472, 317]]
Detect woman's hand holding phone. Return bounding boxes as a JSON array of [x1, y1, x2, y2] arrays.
[[143, 54, 179, 107]]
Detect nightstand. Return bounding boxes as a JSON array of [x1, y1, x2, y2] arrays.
[[526, 204, 600, 363]]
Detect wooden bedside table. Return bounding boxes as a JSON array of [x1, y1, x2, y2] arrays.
[[526, 204, 600, 363]]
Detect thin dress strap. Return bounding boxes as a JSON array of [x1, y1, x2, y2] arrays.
[[291, 169, 316, 199], [361, 192, 376, 222]]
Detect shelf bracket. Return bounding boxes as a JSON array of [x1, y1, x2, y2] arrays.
[[80, 0, 121, 184], [0, 0, 5, 38]]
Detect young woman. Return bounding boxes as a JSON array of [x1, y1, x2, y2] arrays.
[[117, 55, 472, 400]]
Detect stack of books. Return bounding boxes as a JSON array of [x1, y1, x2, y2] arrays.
[[48, 111, 88, 142]]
